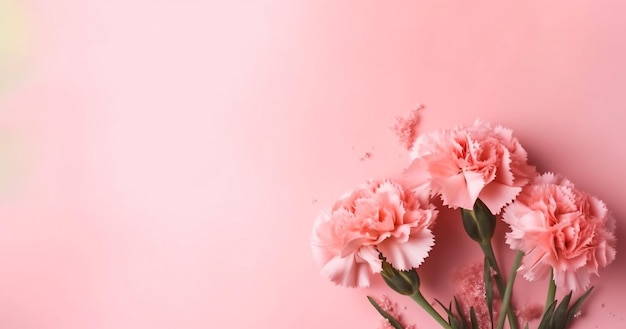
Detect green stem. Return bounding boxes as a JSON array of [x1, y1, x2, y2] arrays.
[[410, 291, 453, 329], [545, 270, 556, 313], [496, 251, 523, 329], [480, 241, 519, 329], [479, 242, 505, 292]]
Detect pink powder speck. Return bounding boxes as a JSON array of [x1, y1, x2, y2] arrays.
[[454, 263, 501, 329], [392, 104, 424, 150], [516, 303, 544, 323], [374, 295, 416, 329], [360, 152, 372, 161]]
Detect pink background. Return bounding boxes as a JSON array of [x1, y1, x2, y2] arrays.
[[1, 1, 625, 328]]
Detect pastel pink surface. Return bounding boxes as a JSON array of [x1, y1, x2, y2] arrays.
[[1, 1, 625, 328]]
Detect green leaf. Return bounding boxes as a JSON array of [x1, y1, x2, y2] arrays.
[[446, 302, 457, 328], [434, 299, 450, 321], [470, 306, 479, 329], [484, 257, 494, 329], [537, 300, 556, 329], [453, 297, 467, 329], [435, 299, 459, 329], [434, 299, 450, 313], [566, 287, 594, 326], [367, 296, 404, 329], [550, 292, 572, 329]]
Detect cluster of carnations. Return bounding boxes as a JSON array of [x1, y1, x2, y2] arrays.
[[311, 119, 616, 329]]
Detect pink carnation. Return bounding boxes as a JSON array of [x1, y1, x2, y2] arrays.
[[502, 173, 617, 291], [311, 179, 437, 287], [408, 120, 536, 214]]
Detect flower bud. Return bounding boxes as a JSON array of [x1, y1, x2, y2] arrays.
[[380, 260, 421, 296], [461, 198, 496, 244]]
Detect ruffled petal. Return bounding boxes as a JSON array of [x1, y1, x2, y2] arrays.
[[377, 229, 434, 271], [437, 173, 474, 209], [399, 158, 432, 200], [463, 170, 487, 204], [320, 246, 381, 288], [479, 182, 521, 214]]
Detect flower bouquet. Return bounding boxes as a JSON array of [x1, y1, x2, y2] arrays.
[[311, 111, 616, 329]]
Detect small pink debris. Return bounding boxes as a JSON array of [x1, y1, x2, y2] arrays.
[[453, 263, 501, 329], [360, 152, 372, 161], [392, 104, 425, 150], [374, 295, 416, 329], [516, 303, 544, 323]]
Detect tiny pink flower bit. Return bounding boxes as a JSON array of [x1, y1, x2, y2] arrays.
[[373, 295, 416, 329], [407, 119, 536, 214], [502, 173, 617, 291], [454, 263, 501, 329], [311, 179, 437, 288]]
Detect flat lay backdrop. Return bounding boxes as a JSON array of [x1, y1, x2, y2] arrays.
[[0, 1, 625, 328]]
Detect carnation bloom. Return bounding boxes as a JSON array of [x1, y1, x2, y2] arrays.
[[502, 173, 617, 291], [311, 179, 437, 288], [407, 120, 536, 214]]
